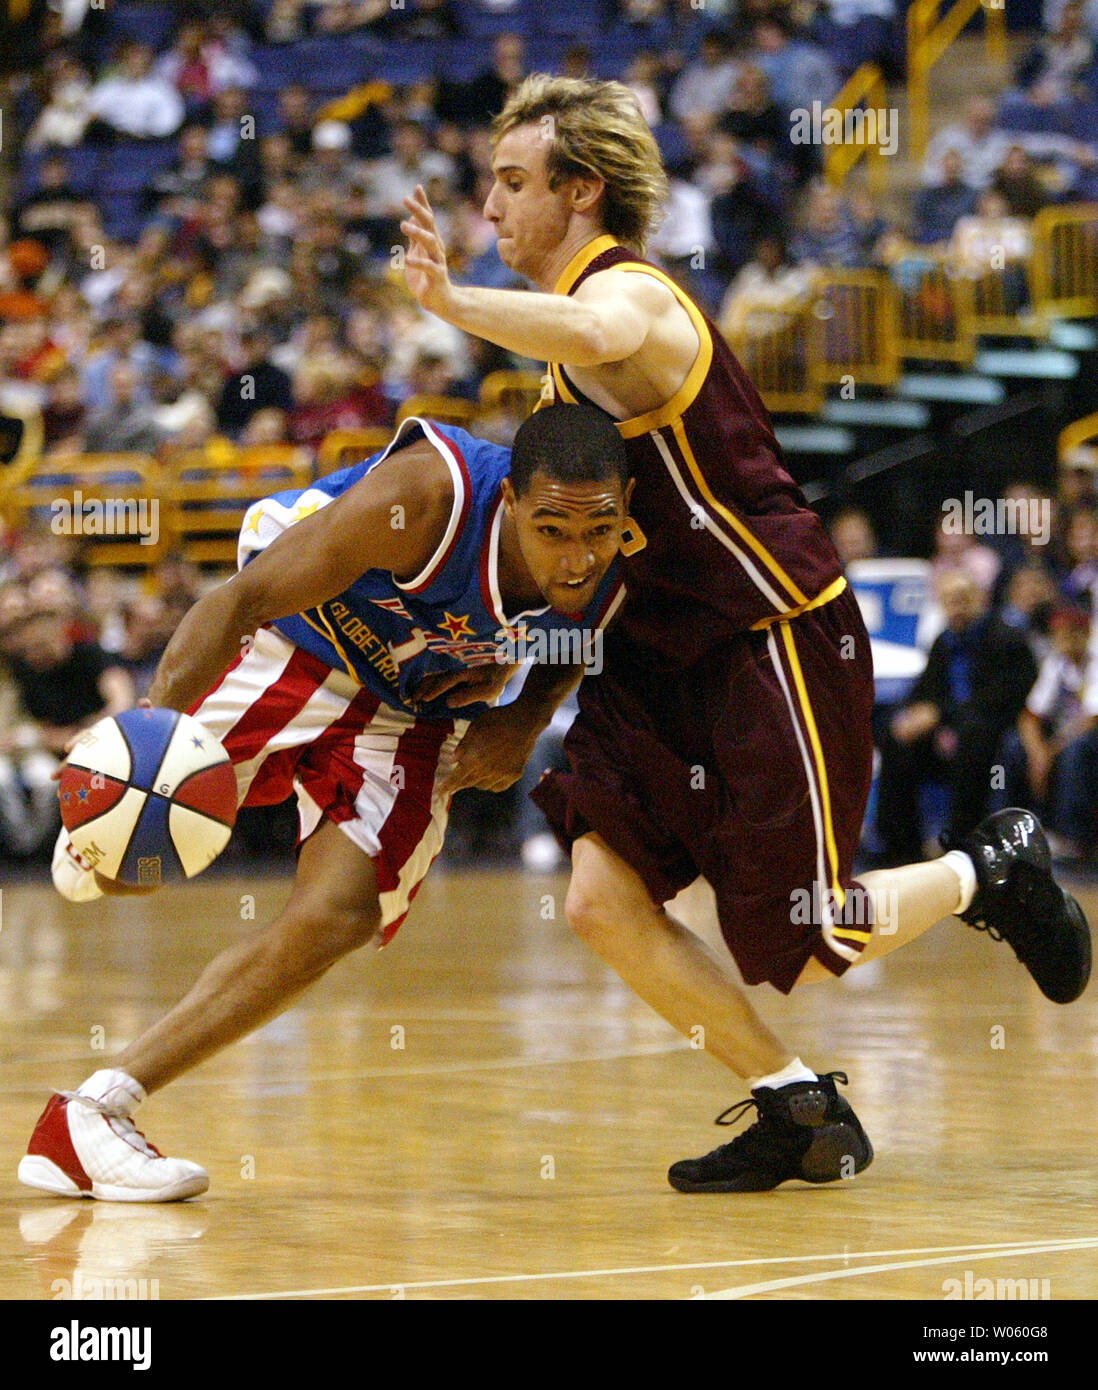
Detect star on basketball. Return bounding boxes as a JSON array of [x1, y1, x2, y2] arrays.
[[439, 611, 474, 640]]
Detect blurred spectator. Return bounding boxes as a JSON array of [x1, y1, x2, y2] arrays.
[[624, 51, 665, 127], [950, 190, 1034, 312], [648, 164, 721, 314], [670, 29, 743, 123], [288, 356, 388, 448], [119, 593, 177, 697], [5, 578, 134, 761], [25, 54, 94, 149], [718, 233, 816, 336], [41, 365, 88, 455], [203, 87, 262, 196], [84, 361, 166, 454], [990, 145, 1053, 219], [365, 119, 455, 227], [1059, 446, 1098, 509], [791, 182, 863, 268], [929, 514, 1001, 599], [718, 63, 807, 183], [912, 148, 978, 245], [438, 33, 526, 126], [85, 41, 185, 141], [1015, 0, 1095, 104], [1009, 605, 1098, 859], [216, 325, 294, 438], [278, 83, 317, 158], [874, 570, 1038, 864], [998, 561, 1058, 650], [144, 125, 216, 220], [749, 13, 841, 113], [1062, 501, 1098, 610], [0, 584, 61, 857], [829, 507, 878, 568]]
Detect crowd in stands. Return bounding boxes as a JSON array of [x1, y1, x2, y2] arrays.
[[832, 447, 1098, 868], [1, 0, 1097, 868]]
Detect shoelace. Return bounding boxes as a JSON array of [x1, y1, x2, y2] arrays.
[[56, 1090, 164, 1158], [714, 1070, 849, 1128]]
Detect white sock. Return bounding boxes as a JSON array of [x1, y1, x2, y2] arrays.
[[752, 1056, 818, 1090], [76, 1068, 146, 1117], [940, 849, 977, 915]]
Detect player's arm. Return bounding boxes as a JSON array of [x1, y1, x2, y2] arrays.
[[440, 659, 585, 795], [148, 443, 453, 714], [402, 186, 650, 366]]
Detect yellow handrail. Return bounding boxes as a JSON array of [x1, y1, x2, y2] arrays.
[[823, 64, 890, 195], [908, 0, 1008, 163]]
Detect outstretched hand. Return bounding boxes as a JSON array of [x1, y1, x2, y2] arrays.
[[401, 184, 455, 317]]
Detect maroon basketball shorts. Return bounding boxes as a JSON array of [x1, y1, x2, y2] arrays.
[[532, 585, 876, 993]]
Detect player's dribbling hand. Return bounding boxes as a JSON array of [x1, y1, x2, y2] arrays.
[[413, 663, 520, 709], [401, 185, 454, 316], [439, 705, 540, 796]]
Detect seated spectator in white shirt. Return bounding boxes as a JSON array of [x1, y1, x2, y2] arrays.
[[25, 54, 93, 149], [1009, 606, 1098, 859], [86, 41, 185, 141]]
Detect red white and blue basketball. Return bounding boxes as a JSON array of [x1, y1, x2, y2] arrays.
[[59, 708, 237, 887]]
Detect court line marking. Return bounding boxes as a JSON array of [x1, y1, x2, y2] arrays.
[[703, 1238, 1098, 1299], [207, 1237, 1098, 1300]]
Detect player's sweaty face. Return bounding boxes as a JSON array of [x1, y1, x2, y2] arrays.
[[485, 127, 573, 281], [508, 472, 631, 613]]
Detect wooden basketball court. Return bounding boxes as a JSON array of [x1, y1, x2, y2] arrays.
[[2, 867, 1097, 1301]]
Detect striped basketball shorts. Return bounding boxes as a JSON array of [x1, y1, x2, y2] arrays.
[[190, 627, 467, 942]]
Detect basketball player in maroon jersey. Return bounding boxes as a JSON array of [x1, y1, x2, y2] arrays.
[[402, 74, 1091, 1191]]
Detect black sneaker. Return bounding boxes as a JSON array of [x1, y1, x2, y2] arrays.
[[943, 808, 1092, 1004], [667, 1072, 873, 1193]]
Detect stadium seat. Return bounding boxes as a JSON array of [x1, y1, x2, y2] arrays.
[[395, 396, 479, 428], [0, 406, 43, 471], [165, 443, 313, 567], [477, 370, 545, 418], [104, 3, 179, 54], [316, 428, 394, 477], [1, 453, 168, 569], [100, 140, 178, 194], [533, 0, 608, 40], [455, 0, 536, 39]]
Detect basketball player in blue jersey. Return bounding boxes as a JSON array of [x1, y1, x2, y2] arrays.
[[19, 405, 629, 1202], [401, 73, 1090, 1193]]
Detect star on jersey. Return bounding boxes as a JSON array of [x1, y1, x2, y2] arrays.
[[439, 611, 475, 641]]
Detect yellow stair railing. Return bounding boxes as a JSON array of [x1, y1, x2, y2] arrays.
[[1032, 203, 1098, 319], [908, 0, 1008, 163], [823, 64, 891, 195]]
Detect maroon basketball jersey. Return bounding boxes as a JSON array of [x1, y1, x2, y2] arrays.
[[545, 237, 844, 665]]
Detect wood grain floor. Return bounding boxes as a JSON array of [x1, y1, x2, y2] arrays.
[[2, 868, 1096, 1301]]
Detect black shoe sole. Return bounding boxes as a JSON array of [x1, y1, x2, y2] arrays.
[[667, 1123, 874, 1193], [1042, 890, 1092, 1004]]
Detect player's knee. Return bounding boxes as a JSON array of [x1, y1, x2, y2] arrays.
[[281, 901, 382, 977], [564, 880, 616, 951]]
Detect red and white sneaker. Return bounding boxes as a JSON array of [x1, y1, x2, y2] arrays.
[[18, 1070, 208, 1203]]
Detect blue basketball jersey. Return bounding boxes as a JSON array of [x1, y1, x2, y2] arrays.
[[238, 417, 625, 719]]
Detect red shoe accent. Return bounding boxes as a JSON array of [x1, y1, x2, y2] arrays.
[[26, 1096, 93, 1192]]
